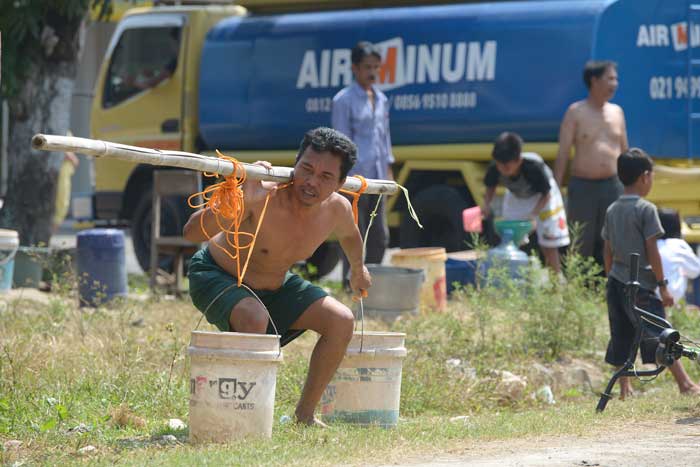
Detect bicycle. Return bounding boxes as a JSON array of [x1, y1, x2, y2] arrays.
[[597, 253, 700, 412]]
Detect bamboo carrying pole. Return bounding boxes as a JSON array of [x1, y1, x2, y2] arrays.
[[31, 133, 399, 195]]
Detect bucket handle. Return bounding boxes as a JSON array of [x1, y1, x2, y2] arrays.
[[0, 248, 17, 266], [353, 195, 383, 354], [196, 281, 282, 357]]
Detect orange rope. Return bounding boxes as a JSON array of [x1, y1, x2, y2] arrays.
[[187, 151, 283, 287], [339, 175, 368, 225]]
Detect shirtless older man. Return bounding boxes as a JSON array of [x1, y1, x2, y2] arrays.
[[554, 60, 628, 266], [184, 127, 371, 426]]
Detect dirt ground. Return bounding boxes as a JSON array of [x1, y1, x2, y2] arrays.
[[377, 418, 700, 467]]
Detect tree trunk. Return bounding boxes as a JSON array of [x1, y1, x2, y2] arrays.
[[0, 17, 85, 246], [0, 66, 76, 246]]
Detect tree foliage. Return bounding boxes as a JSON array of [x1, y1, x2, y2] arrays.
[[0, 1, 112, 98], [0, 0, 112, 245]]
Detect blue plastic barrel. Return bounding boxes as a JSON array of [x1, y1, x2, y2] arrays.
[[76, 229, 127, 306], [445, 257, 477, 295], [689, 276, 700, 307], [0, 229, 19, 292]]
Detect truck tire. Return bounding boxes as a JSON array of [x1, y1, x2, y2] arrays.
[[399, 185, 468, 252], [131, 189, 193, 273], [304, 241, 341, 279]]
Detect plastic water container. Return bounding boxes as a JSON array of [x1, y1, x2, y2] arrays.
[[13, 246, 50, 288], [189, 331, 283, 442], [479, 219, 532, 286], [321, 332, 407, 428], [445, 250, 482, 294], [689, 277, 700, 307], [0, 229, 19, 292], [391, 247, 447, 312], [76, 229, 127, 306]]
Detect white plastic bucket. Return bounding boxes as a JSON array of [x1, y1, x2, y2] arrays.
[[0, 229, 19, 292], [188, 331, 283, 442], [321, 331, 407, 427]]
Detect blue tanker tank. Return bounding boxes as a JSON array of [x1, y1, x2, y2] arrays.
[[198, 0, 700, 159]]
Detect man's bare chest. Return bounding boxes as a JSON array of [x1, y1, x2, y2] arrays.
[[575, 112, 622, 145], [248, 210, 336, 260]]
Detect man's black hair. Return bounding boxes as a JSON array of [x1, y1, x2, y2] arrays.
[[617, 147, 653, 186], [351, 41, 381, 65], [583, 60, 617, 89], [295, 127, 357, 180], [492, 132, 523, 163], [658, 207, 682, 240]]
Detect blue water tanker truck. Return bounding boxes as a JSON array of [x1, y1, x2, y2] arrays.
[[90, 0, 700, 275]]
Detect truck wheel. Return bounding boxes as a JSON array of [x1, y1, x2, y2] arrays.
[[303, 241, 341, 279], [399, 185, 468, 252], [131, 189, 193, 273]]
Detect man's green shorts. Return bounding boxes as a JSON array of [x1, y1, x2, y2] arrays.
[[188, 247, 328, 346]]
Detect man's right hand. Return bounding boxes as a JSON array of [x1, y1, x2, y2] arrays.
[[244, 161, 279, 202]]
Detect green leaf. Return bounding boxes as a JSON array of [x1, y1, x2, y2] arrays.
[[40, 418, 57, 432], [56, 404, 69, 420]]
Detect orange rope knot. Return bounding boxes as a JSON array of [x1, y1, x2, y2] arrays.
[[351, 289, 368, 302], [339, 175, 368, 225], [187, 150, 276, 286]]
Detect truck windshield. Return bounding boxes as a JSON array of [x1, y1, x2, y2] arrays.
[[103, 26, 181, 108]]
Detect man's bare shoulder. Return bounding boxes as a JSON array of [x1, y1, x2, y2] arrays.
[[326, 191, 352, 213], [605, 101, 625, 116], [567, 100, 587, 115]]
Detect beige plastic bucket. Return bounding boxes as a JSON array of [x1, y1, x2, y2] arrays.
[[391, 247, 448, 311], [321, 331, 407, 427], [188, 331, 282, 442]]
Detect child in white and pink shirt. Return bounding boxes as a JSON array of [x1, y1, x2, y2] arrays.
[[657, 208, 700, 305]]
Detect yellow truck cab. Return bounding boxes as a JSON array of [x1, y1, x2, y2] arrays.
[[91, 5, 245, 269]]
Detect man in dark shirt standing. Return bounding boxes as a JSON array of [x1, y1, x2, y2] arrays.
[[482, 132, 570, 273]]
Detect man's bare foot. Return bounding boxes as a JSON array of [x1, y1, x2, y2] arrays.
[[679, 384, 700, 395], [618, 375, 633, 400], [295, 415, 329, 428]]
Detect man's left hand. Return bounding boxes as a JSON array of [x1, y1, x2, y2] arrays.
[[659, 286, 674, 308], [350, 265, 372, 299]]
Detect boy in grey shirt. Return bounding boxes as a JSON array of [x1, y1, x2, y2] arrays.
[[602, 148, 700, 399]]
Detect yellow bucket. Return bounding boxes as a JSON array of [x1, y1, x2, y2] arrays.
[[390, 247, 447, 311]]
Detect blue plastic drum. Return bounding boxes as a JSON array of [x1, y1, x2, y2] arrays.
[[76, 229, 127, 306], [445, 257, 477, 295]]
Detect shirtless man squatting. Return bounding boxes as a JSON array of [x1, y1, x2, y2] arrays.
[[183, 127, 372, 426], [555, 60, 628, 266]]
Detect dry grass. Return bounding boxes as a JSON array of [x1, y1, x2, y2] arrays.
[[1, 268, 699, 466]]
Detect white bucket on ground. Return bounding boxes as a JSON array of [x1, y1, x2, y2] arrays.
[[0, 229, 19, 292], [189, 331, 282, 442], [321, 331, 407, 427]]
